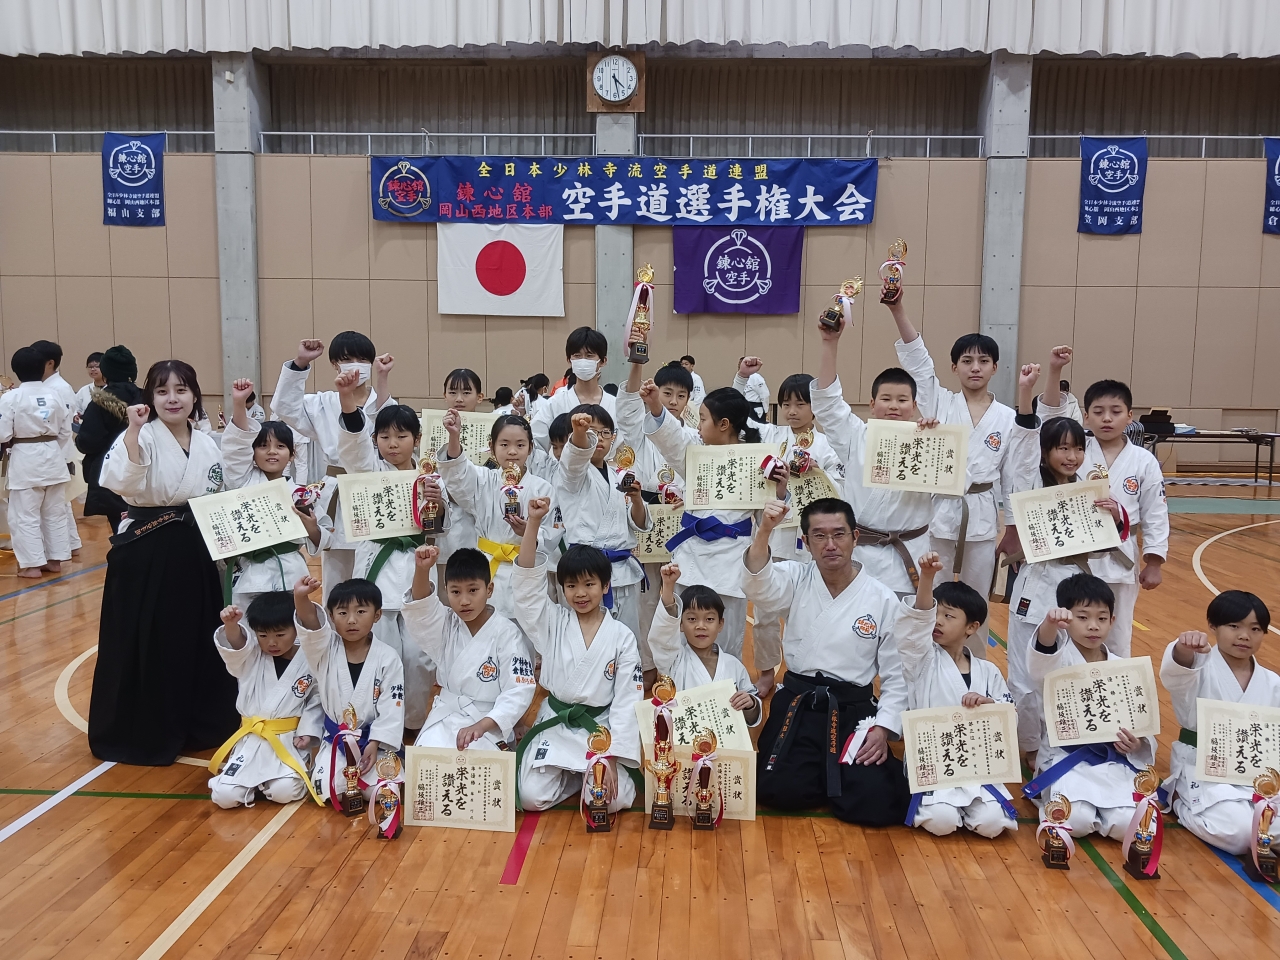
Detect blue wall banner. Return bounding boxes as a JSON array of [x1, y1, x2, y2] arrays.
[[102, 132, 165, 226], [369, 156, 878, 227], [1265, 138, 1280, 235], [1078, 136, 1146, 235]]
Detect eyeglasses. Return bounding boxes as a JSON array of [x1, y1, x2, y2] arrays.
[[806, 530, 851, 545]]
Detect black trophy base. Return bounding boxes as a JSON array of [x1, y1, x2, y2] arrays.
[[379, 818, 403, 840], [1041, 850, 1070, 870], [649, 802, 674, 830], [1244, 851, 1279, 884], [693, 803, 715, 830], [880, 287, 903, 305], [818, 307, 842, 332], [340, 791, 367, 818], [503, 505, 522, 519], [586, 803, 612, 833], [628, 343, 650, 364], [421, 516, 443, 536], [1123, 850, 1158, 880]]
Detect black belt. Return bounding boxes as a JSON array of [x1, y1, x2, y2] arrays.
[[109, 504, 194, 546], [763, 671, 875, 799]]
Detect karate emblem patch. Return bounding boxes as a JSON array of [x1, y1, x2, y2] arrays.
[[1123, 476, 1140, 496], [292, 674, 314, 698], [603, 658, 617, 680], [854, 615, 878, 639], [373, 677, 382, 702], [477, 657, 500, 682], [207, 463, 223, 489], [984, 432, 1002, 451]]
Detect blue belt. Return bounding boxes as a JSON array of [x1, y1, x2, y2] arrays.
[[572, 544, 636, 610], [906, 785, 1018, 825], [1022, 742, 1142, 800], [665, 513, 753, 552]]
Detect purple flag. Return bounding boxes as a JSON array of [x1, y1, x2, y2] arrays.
[[673, 226, 803, 314]]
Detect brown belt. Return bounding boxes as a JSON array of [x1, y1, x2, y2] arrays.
[[954, 481, 995, 577], [11, 435, 57, 443], [855, 523, 930, 589], [324, 464, 345, 520]]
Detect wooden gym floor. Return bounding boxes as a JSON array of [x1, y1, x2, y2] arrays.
[[4, 486, 1280, 959]]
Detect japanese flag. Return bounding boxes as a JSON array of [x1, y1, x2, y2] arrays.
[[436, 223, 564, 317]]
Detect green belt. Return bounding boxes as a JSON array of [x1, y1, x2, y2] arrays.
[[1179, 727, 1197, 748], [514, 694, 643, 810], [223, 540, 302, 605], [367, 532, 427, 584]]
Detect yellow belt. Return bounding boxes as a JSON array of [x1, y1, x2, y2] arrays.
[[477, 537, 521, 578], [208, 715, 324, 805]]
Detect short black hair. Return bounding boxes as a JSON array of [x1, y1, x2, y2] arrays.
[[569, 403, 615, 434], [565, 326, 608, 361], [548, 412, 573, 446], [490, 414, 533, 447], [31, 339, 62, 368], [445, 368, 482, 393], [556, 544, 612, 588], [11, 346, 45, 383], [870, 367, 917, 400], [776, 373, 812, 405], [86, 351, 105, 366], [328, 331, 376, 363], [1207, 590, 1271, 632], [934, 581, 987, 627], [680, 584, 725, 619], [950, 333, 999, 365], [246, 592, 296, 632], [326, 578, 383, 613], [1056, 574, 1115, 614], [493, 387, 514, 406], [1060, 380, 1070, 391], [246, 390, 257, 405], [603, 382, 618, 397], [1083, 379, 1133, 412], [655, 363, 694, 394], [445, 547, 492, 585], [374, 404, 421, 439], [681, 355, 696, 365], [253, 420, 295, 456], [801, 497, 857, 535]]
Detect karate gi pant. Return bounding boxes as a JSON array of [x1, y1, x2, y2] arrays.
[[209, 773, 309, 809], [373, 610, 436, 731], [1104, 580, 1138, 658], [635, 562, 663, 672], [1173, 795, 1275, 857], [519, 758, 638, 813], [61, 496, 81, 552], [8, 483, 71, 570], [1005, 614, 1044, 753], [931, 536, 995, 659], [913, 795, 1017, 839], [321, 548, 356, 604], [1044, 798, 1133, 841]]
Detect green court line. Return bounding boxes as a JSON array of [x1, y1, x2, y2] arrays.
[[0, 587, 100, 626], [1078, 836, 1188, 960], [0, 787, 211, 800], [1167, 497, 1280, 515], [990, 628, 1007, 650]]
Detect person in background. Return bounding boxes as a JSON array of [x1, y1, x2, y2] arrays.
[[735, 357, 770, 422], [530, 328, 616, 450], [76, 346, 143, 533], [491, 387, 516, 415], [75, 352, 106, 416], [680, 355, 707, 406], [519, 373, 550, 417], [31, 340, 82, 559]]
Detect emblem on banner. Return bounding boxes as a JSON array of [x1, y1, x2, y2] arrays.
[[701, 228, 773, 305], [378, 160, 432, 217], [107, 139, 158, 187], [1087, 144, 1141, 193]]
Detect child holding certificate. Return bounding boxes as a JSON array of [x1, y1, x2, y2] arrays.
[[1024, 573, 1155, 839], [895, 552, 1017, 836], [1160, 591, 1280, 855]]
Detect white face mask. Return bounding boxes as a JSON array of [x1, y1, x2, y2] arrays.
[[338, 362, 372, 385], [570, 358, 600, 381]]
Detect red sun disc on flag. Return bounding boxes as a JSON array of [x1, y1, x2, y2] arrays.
[[475, 240, 526, 297]]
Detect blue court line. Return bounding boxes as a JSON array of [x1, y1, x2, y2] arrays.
[[0, 563, 106, 603], [1204, 842, 1280, 910]]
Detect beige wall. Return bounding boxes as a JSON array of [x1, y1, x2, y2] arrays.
[[0, 153, 222, 403]]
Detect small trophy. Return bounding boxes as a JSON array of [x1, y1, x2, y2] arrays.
[[293, 481, 324, 515], [879, 239, 908, 304], [501, 461, 522, 518], [657, 466, 682, 504], [1247, 768, 1280, 883], [627, 264, 655, 364], [819, 278, 862, 331], [1038, 795, 1073, 869], [691, 729, 719, 831], [583, 727, 614, 833], [339, 705, 367, 818], [372, 752, 404, 840], [789, 428, 815, 475], [646, 675, 680, 830], [1123, 766, 1162, 880], [614, 444, 637, 493], [412, 455, 444, 535]]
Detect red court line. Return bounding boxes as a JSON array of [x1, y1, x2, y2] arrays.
[[499, 812, 541, 885]]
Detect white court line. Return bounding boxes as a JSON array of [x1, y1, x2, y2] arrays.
[[0, 760, 115, 843], [1190, 518, 1280, 636], [135, 800, 302, 960], [56, 646, 205, 767]]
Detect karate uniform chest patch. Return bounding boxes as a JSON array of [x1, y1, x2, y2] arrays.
[[1123, 476, 1140, 496], [477, 657, 500, 682], [984, 432, 1002, 451], [854, 615, 878, 639], [603, 658, 617, 680], [292, 674, 314, 698]]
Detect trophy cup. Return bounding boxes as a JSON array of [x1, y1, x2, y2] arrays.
[[657, 466, 683, 504], [614, 444, 637, 494], [412, 455, 444, 535], [583, 727, 614, 833], [293, 481, 324, 515], [339, 705, 367, 818], [879, 239, 908, 304], [501, 461, 522, 518], [371, 752, 404, 840], [1247, 768, 1280, 882], [690, 729, 719, 831], [819, 278, 862, 332], [1123, 766, 1162, 879], [1038, 795, 1074, 869], [646, 675, 681, 830], [789, 428, 815, 475], [627, 264, 655, 364]]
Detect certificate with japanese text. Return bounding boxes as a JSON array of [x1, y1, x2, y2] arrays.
[[902, 703, 1020, 793], [404, 746, 516, 832], [1011, 480, 1120, 563], [632, 503, 684, 565], [420, 409, 498, 466], [190, 479, 307, 560], [777, 466, 841, 528], [639, 741, 756, 822], [338, 470, 419, 541], [1044, 656, 1160, 747], [682, 402, 701, 431], [862, 420, 968, 497], [1195, 699, 1280, 785], [686, 443, 777, 510], [636, 680, 753, 752]]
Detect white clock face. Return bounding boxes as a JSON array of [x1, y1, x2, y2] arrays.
[[593, 54, 639, 103]]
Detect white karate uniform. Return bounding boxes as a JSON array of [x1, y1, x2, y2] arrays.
[[402, 590, 536, 749], [527, 445, 561, 484], [896, 598, 1017, 837], [100, 420, 224, 522], [810, 376, 935, 594], [512, 559, 643, 811], [647, 595, 762, 725], [1035, 391, 1082, 423], [295, 604, 405, 802], [529, 383, 618, 451], [1032, 400, 1170, 659], [0, 381, 73, 569], [752, 419, 844, 562], [207, 628, 324, 808], [1027, 632, 1157, 839], [689, 371, 706, 407], [42, 371, 82, 553], [554, 431, 652, 644], [733, 373, 770, 413], [1160, 642, 1280, 855], [74, 382, 94, 416]]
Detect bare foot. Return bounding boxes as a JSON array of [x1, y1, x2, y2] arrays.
[[41, 561, 62, 573], [17, 568, 42, 579], [71, 549, 81, 560]]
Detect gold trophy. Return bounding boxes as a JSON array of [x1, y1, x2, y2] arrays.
[[628, 264, 655, 364], [1124, 766, 1161, 879], [691, 729, 719, 831], [373, 752, 403, 840], [657, 466, 681, 504], [413, 455, 444, 535], [1039, 795, 1073, 869], [789, 427, 815, 475], [1248, 768, 1280, 883], [339, 705, 367, 818], [501, 461, 522, 517], [646, 675, 681, 830], [584, 727, 614, 833], [818, 278, 862, 332], [879, 239, 907, 304]]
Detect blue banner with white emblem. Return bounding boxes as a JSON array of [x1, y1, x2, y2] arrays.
[[1265, 138, 1280, 235], [102, 132, 165, 226], [1078, 137, 1147, 235], [369, 156, 878, 227]]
